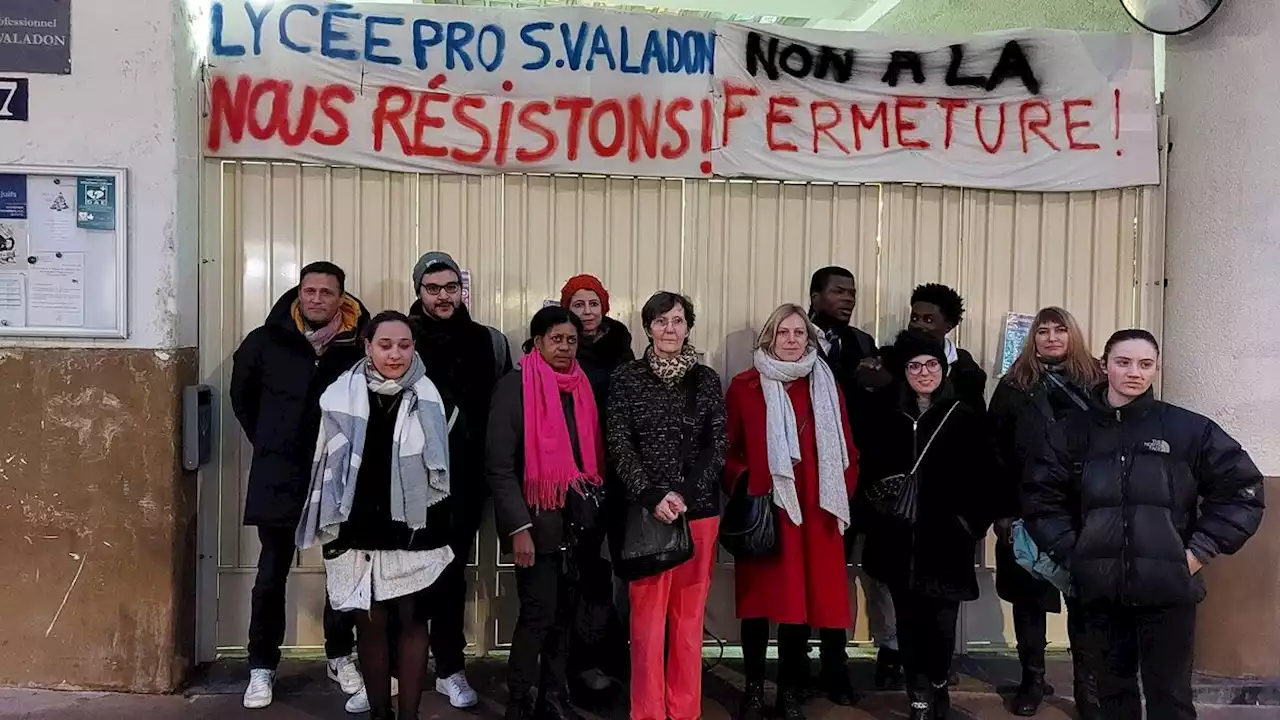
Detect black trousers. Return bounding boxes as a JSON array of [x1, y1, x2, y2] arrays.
[[568, 530, 627, 678], [891, 588, 960, 688], [430, 508, 482, 679], [247, 526, 356, 669], [1012, 602, 1048, 655], [1070, 600, 1197, 720], [1065, 598, 1101, 720], [509, 551, 577, 700], [741, 618, 847, 689]]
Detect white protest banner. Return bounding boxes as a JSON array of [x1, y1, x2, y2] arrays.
[[205, 2, 717, 177], [203, 2, 1161, 191], [712, 24, 1159, 191]]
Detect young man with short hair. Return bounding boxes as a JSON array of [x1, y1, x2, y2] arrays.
[[407, 251, 513, 708], [807, 266, 901, 696], [908, 283, 987, 412]]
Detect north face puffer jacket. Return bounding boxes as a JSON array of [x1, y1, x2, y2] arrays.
[[1023, 388, 1264, 606]]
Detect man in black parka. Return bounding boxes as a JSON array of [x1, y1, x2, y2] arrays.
[[407, 251, 513, 708], [229, 262, 369, 709]]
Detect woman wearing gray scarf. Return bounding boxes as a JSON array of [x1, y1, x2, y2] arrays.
[[724, 304, 859, 720], [297, 311, 455, 720]]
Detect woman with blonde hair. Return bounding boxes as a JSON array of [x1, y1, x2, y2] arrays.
[[988, 306, 1101, 716], [724, 304, 859, 720]]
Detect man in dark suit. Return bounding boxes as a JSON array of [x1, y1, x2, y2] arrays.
[[806, 266, 901, 698]]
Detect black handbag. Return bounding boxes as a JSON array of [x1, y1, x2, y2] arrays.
[[615, 371, 701, 582], [718, 473, 778, 558], [564, 482, 604, 538], [864, 403, 956, 524], [615, 505, 693, 581]]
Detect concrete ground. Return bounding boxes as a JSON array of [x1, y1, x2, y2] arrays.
[[1, 657, 1277, 719]]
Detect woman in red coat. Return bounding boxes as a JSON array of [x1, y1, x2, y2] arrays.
[[725, 303, 859, 720]]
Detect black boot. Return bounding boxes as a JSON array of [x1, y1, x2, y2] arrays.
[[1013, 647, 1050, 716], [774, 688, 806, 720], [906, 685, 932, 720], [875, 647, 904, 689], [794, 668, 814, 704], [737, 681, 766, 720], [820, 662, 859, 706], [534, 688, 581, 720], [370, 711, 396, 720], [931, 681, 951, 720], [506, 691, 536, 720]]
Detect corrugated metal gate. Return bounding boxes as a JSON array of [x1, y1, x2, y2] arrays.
[[196, 161, 1166, 661]]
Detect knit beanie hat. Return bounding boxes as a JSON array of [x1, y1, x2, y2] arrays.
[[886, 328, 949, 379], [559, 274, 610, 315], [412, 251, 462, 291]]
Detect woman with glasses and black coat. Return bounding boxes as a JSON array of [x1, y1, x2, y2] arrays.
[[861, 329, 994, 720]]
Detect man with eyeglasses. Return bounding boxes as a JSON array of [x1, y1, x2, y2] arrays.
[[407, 251, 514, 708]]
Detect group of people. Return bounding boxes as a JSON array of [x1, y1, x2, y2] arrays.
[[230, 254, 1265, 720]]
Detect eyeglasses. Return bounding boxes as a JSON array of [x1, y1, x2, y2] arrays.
[[906, 359, 941, 374], [421, 282, 461, 296]]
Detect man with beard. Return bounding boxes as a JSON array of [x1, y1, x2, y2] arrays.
[[408, 251, 513, 708], [808, 266, 902, 695], [230, 262, 368, 710]]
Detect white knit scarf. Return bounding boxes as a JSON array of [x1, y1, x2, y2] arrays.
[[752, 347, 851, 532]]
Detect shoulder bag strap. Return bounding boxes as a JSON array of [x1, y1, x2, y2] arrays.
[[1044, 371, 1091, 412], [908, 403, 958, 476], [677, 368, 702, 471]]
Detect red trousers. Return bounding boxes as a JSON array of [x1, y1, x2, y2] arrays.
[[628, 516, 719, 720]]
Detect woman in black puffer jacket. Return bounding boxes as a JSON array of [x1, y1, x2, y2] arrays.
[[1024, 329, 1265, 720], [988, 307, 1100, 716], [861, 329, 995, 720]]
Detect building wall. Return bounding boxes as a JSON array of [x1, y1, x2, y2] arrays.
[[0, 0, 1267, 691], [1164, 2, 1280, 678], [0, 0, 202, 692], [873, 0, 1132, 32]]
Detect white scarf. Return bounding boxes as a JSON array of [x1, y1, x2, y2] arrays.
[[753, 348, 851, 532]]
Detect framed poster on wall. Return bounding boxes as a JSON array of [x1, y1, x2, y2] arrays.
[[0, 165, 128, 339]]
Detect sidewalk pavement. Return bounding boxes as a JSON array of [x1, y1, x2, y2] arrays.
[[1, 656, 1277, 719]]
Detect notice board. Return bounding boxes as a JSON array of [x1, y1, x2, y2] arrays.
[[0, 165, 128, 339]]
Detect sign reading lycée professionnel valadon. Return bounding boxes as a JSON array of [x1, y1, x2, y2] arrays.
[[203, 1, 1158, 192], [0, 0, 71, 75]]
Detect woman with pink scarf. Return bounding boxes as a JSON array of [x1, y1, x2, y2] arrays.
[[487, 306, 604, 720]]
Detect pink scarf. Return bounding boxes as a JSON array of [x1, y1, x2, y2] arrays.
[[522, 350, 603, 511]]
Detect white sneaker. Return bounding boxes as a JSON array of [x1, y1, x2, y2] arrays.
[[242, 668, 275, 709], [344, 678, 400, 714], [327, 654, 364, 695], [436, 670, 479, 708]]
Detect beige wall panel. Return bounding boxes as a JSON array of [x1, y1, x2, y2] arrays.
[[689, 180, 880, 381], [880, 185, 964, 347]]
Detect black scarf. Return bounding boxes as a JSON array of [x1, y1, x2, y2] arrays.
[[577, 317, 634, 374], [408, 301, 497, 442]]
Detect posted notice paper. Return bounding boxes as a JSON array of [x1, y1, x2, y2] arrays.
[[27, 252, 85, 327], [0, 273, 24, 327]]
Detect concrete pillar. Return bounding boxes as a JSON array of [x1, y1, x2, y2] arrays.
[[0, 0, 202, 691], [1165, 2, 1280, 678]]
